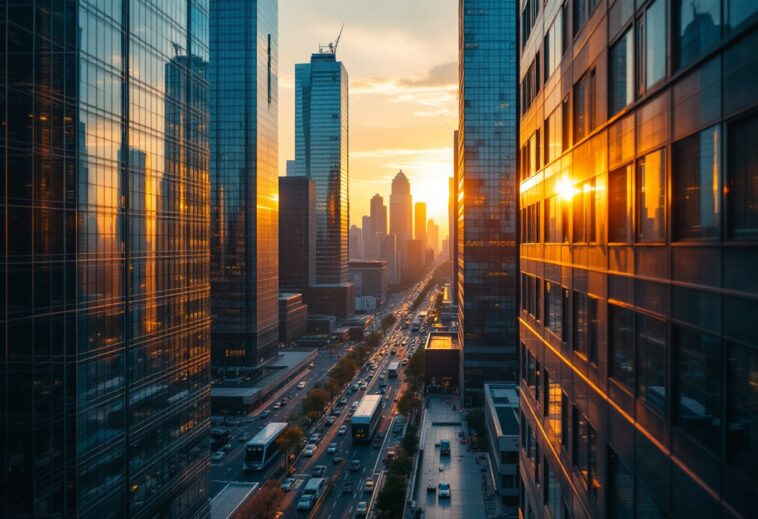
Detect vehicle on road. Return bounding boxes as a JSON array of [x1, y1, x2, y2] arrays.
[[351, 394, 384, 443], [280, 397, 288, 406], [350, 459, 361, 472], [356, 501, 368, 517], [302, 477, 327, 502], [388, 361, 400, 378], [309, 432, 321, 444], [342, 482, 353, 494], [440, 439, 451, 456], [210, 451, 225, 462], [210, 427, 231, 452], [237, 432, 249, 442], [312, 465, 327, 477], [296, 494, 314, 511], [401, 358, 409, 366], [304, 444, 317, 457], [297, 381, 306, 390], [333, 455, 344, 464], [338, 398, 348, 406], [273, 402, 281, 409], [331, 406, 343, 416], [326, 415, 336, 425], [259, 410, 270, 419], [364, 479, 375, 493], [438, 482, 451, 498], [243, 422, 288, 471], [384, 449, 396, 463], [280, 478, 295, 492], [327, 442, 337, 454], [338, 425, 348, 435], [359, 382, 367, 390]]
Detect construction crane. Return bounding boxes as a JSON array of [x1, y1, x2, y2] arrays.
[[319, 23, 344, 55]]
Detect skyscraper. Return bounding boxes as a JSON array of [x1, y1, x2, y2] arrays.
[[517, 1, 758, 518], [450, 131, 459, 304], [0, 2, 211, 516], [210, 0, 279, 369], [279, 177, 316, 292], [390, 170, 413, 280], [414, 202, 427, 250], [350, 224, 364, 260], [427, 219, 439, 256], [458, 0, 519, 405], [293, 49, 350, 285], [368, 193, 387, 259], [361, 215, 373, 258]]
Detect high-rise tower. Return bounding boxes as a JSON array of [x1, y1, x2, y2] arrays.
[[0, 2, 211, 516], [390, 170, 413, 280], [210, 0, 279, 369]]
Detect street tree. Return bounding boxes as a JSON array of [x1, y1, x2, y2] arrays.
[[276, 425, 304, 471], [235, 480, 284, 519]]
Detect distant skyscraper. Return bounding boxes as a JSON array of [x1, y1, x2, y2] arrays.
[[211, 0, 279, 369], [279, 177, 316, 291], [370, 193, 388, 235], [350, 224, 364, 260], [379, 234, 399, 285], [0, 2, 211, 516], [293, 49, 350, 284], [427, 219, 439, 255], [458, 0, 518, 405], [361, 215, 373, 258], [390, 171, 413, 280], [415, 202, 427, 248], [518, 2, 758, 518]]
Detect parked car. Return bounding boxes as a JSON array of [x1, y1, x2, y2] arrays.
[[338, 398, 348, 406], [338, 425, 348, 435], [280, 478, 295, 492], [309, 433, 321, 444], [280, 397, 288, 406]]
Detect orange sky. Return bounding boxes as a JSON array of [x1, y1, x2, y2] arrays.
[[280, 0, 457, 239]]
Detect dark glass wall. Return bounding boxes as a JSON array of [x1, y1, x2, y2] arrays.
[[278, 176, 316, 292], [0, 1, 211, 517], [209, 0, 279, 370]]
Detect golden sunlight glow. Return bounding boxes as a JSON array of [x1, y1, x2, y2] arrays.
[[556, 177, 578, 200]]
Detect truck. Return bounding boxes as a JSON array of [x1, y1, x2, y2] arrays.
[[387, 361, 400, 378]]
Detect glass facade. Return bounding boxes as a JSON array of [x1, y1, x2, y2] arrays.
[[278, 177, 316, 292], [518, 1, 758, 518], [458, 0, 519, 405], [1, 1, 211, 517], [292, 52, 349, 285], [209, 0, 279, 370], [389, 171, 413, 281]]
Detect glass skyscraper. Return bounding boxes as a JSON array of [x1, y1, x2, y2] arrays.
[[209, 0, 279, 370], [518, 1, 758, 517], [1, 1, 211, 517], [458, 0, 519, 405], [390, 170, 413, 281], [292, 50, 349, 285]]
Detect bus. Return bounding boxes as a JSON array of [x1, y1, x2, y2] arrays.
[[387, 361, 400, 378], [210, 427, 231, 451], [243, 422, 288, 471], [351, 395, 383, 444]]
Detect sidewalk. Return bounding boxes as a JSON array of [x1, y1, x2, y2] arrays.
[[413, 395, 486, 519]]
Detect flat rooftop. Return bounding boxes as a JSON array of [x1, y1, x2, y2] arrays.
[[210, 482, 258, 519], [425, 333, 459, 350]]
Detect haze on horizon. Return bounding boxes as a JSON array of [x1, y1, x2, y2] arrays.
[[280, 0, 457, 238]]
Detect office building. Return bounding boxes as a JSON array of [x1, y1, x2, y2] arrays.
[[406, 239, 424, 282], [451, 131, 460, 304], [428, 218, 440, 256], [361, 215, 372, 258], [279, 176, 316, 292], [517, 1, 758, 518], [390, 170, 413, 279], [349, 224, 364, 260], [379, 233, 399, 285], [414, 202, 428, 253], [349, 260, 389, 306], [0, 2, 211, 516], [292, 48, 350, 285], [483, 384, 520, 512], [458, 0, 519, 405], [279, 293, 308, 343], [210, 0, 279, 369], [371, 194, 388, 236]]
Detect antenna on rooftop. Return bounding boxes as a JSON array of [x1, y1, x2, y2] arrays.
[[319, 23, 344, 55]]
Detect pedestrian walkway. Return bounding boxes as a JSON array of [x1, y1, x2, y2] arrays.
[[413, 395, 486, 519]]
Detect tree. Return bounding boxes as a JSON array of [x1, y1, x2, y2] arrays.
[[276, 425, 304, 471], [376, 473, 408, 519], [386, 453, 412, 476], [405, 350, 426, 392], [402, 424, 419, 457], [381, 313, 397, 331], [302, 388, 330, 421], [365, 331, 382, 349], [397, 390, 420, 418], [235, 480, 284, 519]]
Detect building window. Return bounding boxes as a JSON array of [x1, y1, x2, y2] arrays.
[[573, 0, 587, 35], [573, 407, 600, 495], [522, 0, 540, 49], [546, 376, 562, 439], [610, 304, 635, 391], [527, 348, 537, 395], [727, 112, 758, 239], [636, 314, 667, 416], [638, 0, 666, 93], [545, 7, 565, 80], [636, 149, 666, 242], [545, 107, 562, 164], [609, 165, 632, 242], [561, 392, 569, 447], [574, 69, 596, 142], [672, 125, 721, 240], [574, 291, 589, 357], [522, 55, 542, 115], [610, 29, 634, 116], [545, 281, 565, 339], [727, 343, 758, 480], [589, 297, 599, 363], [562, 95, 571, 151], [675, 324, 722, 453], [727, 0, 758, 30], [545, 196, 564, 243], [545, 460, 563, 517], [676, 0, 721, 70], [573, 178, 597, 243], [609, 448, 634, 519]]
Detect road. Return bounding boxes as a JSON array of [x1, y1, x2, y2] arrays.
[[208, 266, 442, 518]]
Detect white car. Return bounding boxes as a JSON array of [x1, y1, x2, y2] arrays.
[[356, 501, 368, 517], [210, 451, 225, 462], [438, 482, 451, 498], [297, 381, 307, 390], [297, 495, 314, 511], [304, 443, 317, 457], [327, 442, 338, 454], [338, 425, 348, 435]]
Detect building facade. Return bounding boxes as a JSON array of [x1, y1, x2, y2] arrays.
[[210, 0, 279, 370], [0, 1, 211, 516], [349, 260, 388, 306], [279, 293, 308, 343], [483, 384, 520, 513], [517, 1, 758, 518], [378, 233, 399, 285], [390, 170, 413, 280], [349, 224, 363, 260], [428, 218, 440, 256], [293, 51, 350, 285], [370, 194, 388, 236], [458, 0, 519, 405], [279, 176, 317, 292], [450, 131, 460, 304], [415, 201, 427, 250]]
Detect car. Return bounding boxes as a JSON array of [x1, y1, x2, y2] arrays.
[[338, 425, 348, 435], [438, 482, 451, 498], [238, 432, 249, 442], [280, 398, 288, 406], [259, 410, 270, 419], [345, 415, 352, 423], [309, 433, 321, 444], [384, 450, 396, 463], [326, 415, 336, 425], [350, 459, 361, 472], [364, 479, 375, 493], [272, 402, 281, 409], [221, 443, 233, 452], [356, 501, 368, 517], [372, 437, 382, 448], [312, 465, 327, 477], [327, 442, 338, 454], [308, 362, 316, 369], [297, 494, 314, 511], [210, 451, 225, 462], [304, 444, 317, 457], [359, 382, 367, 390], [390, 349, 397, 355], [297, 381, 306, 390], [351, 383, 359, 391], [342, 482, 354, 495], [401, 359, 409, 365], [280, 478, 295, 492], [338, 398, 348, 406], [333, 455, 344, 464]]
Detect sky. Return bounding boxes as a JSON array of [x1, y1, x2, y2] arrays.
[[279, 0, 457, 240]]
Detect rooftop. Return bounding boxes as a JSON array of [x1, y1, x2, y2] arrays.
[[425, 332, 459, 350], [210, 482, 258, 519]]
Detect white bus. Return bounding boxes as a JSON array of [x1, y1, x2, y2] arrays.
[[243, 422, 288, 471], [388, 361, 400, 378], [351, 395, 383, 444]]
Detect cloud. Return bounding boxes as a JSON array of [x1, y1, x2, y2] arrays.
[[399, 61, 457, 88]]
